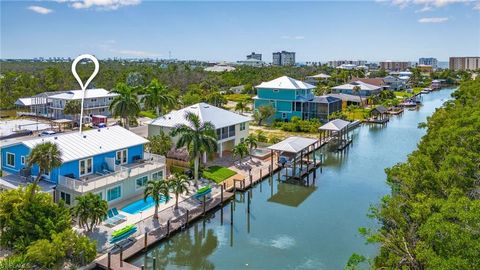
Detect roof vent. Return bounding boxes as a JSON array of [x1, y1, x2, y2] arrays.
[[83, 135, 87, 139], [54, 137, 58, 140], [98, 129, 101, 132]]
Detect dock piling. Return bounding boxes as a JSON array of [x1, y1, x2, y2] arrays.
[[167, 219, 170, 236], [107, 252, 111, 270], [153, 257, 156, 269], [119, 247, 123, 267], [230, 202, 234, 225], [203, 195, 206, 216], [186, 209, 190, 226], [221, 185, 224, 205], [144, 232, 147, 250]]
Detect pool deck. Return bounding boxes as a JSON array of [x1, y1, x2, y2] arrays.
[[95, 189, 234, 270]]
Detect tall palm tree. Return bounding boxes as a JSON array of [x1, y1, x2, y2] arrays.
[[26, 142, 62, 196], [73, 193, 108, 232], [109, 83, 140, 129], [232, 143, 248, 164], [142, 79, 176, 116], [244, 134, 258, 159], [168, 173, 190, 209], [144, 179, 170, 219], [170, 112, 217, 187], [63, 100, 81, 124], [352, 85, 363, 107]]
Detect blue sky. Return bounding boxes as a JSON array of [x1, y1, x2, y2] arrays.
[[1, 1, 479, 62]]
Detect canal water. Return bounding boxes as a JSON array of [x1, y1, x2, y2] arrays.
[[130, 89, 455, 270]]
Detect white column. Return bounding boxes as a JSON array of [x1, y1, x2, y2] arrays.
[[203, 152, 207, 163], [219, 142, 223, 158]]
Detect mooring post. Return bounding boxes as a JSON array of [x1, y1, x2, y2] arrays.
[[243, 179, 246, 189], [141, 264, 145, 270], [230, 202, 234, 225], [119, 246, 123, 267], [260, 169, 263, 182], [221, 206, 224, 225], [186, 209, 190, 225], [249, 174, 252, 187], [153, 257, 156, 269], [221, 185, 224, 205], [203, 195, 206, 216], [144, 232, 148, 250], [107, 252, 111, 270], [167, 219, 170, 236], [247, 191, 251, 213]]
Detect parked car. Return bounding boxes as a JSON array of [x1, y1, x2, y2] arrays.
[[39, 130, 56, 137]]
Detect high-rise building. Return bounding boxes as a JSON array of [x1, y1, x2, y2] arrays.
[[379, 61, 411, 71], [246, 52, 262, 61], [272, 51, 295, 66], [328, 60, 367, 68], [418, 57, 438, 69], [449, 57, 480, 71]]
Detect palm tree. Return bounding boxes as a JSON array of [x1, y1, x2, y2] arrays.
[[170, 111, 217, 187], [352, 85, 363, 107], [244, 134, 258, 159], [26, 142, 62, 196], [235, 101, 247, 114], [168, 173, 190, 209], [142, 79, 176, 116], [73, 193, 108, 232], [63, 100, 81, 124], [232, 143, 248, 164], [109, 83, 140, 129], [144, 179, 170, 219]]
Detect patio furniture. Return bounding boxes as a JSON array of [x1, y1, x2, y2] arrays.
[[110, 225, 137, 243], [111, 208, 127, 219]]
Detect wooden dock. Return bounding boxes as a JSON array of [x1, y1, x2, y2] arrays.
[[95, 191, 235, 270], [364, 118, 389, 124], [337, 139, 352, 151]]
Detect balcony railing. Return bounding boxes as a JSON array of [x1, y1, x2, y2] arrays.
[[58, 153, 165, 193]]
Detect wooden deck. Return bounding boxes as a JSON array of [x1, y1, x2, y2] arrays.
[[364, 118, 389, 124], [95, 191, 235, 270]]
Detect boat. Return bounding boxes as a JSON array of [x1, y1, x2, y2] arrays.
[[399, 101, 417, 107]]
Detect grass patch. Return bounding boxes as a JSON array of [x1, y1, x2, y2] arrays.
[[203, 166, 237, 183], [224, 94, 252, 103], [139, 110, 157, 119]]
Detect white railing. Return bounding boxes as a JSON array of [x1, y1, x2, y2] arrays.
[[58, 153, 166, 193]]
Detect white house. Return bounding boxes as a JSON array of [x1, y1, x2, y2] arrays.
[[331, 81, 382, 97], [148, 103, 251, 158]]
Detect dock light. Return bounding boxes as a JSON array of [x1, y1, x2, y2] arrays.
[[71, 54, 99, 134]]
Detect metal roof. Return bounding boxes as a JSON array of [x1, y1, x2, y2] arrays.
[[255, 76, 315, 90], [307, 73, 331, 79], [19, 126, 148, 162], [312, 95, 341, 104], [332, 81, 381, 91], [319, 119, 351, 132], [149, 102, 251, 129], [49, 88, 118, 100], [267, 136, 318, 153], [326, 93, 362, 103]]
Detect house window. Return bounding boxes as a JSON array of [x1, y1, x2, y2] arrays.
[[116, 149, 127, 165], [60, 192, 71, 205], [152, 171, 163, 180], [107, 186, 122, 201], [273, 89, 279, 93], [21, 156, 25, 165], [79, 158, 93, 176], [239, 122, 246, 131], [6, 153, 15, 167], [228, 125, 235, 137], [135, 176, 148, 189]]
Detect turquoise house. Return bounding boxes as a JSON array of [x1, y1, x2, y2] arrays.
[[0, 126, 166, 207], [253, 76, 342, 122]]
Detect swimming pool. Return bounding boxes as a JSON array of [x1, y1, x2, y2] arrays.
[[121, 195, 168, 214]]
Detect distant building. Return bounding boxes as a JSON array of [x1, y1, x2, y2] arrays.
[[417, 64, 433, 75], [379, 61, 411, 71], [246, 52, 262, 61], [253, 76, 342, 122], [272, 51, 296, 66], [383, 76, 406, 90], [15, 89, 118, 122], [350, 78, 386, 89], [236, 59, 265, 67], [328, 60, 367, 68], [419, 58, 438, 69], [204, 64, 236, 72], [449, 57, 480, 71]]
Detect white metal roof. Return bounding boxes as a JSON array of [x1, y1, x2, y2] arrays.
[[267, 136, 318, 153], [332, 81, 381, 91], [319, 119, 351, 131], [15, 98, 34, 106], [307, 73, 331, 79], [255, 76, 315, 90], [49, 88, 118, 100], [149, 102, 251, 129], [19, 126, 148, 162]]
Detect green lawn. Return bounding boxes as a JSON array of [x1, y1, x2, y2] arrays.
[[203, 166, 237, 183], [224, 93, 252, 103]]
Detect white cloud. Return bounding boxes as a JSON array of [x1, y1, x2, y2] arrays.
[[474, 1, 480, 9], [281, 35, 305, 40], [28, 5, 53, 14], [418, 17, 449, 22], [68, 0, 141, 10], [415, 5, 433, 12], [382, 0, 477, 10]]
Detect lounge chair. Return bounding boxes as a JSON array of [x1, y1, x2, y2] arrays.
[[111, 208, 127, 219], [107, 210, 124, 223]]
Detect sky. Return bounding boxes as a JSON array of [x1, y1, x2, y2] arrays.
[[1, 0, 479, 62]]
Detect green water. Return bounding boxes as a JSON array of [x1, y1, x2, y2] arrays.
[[130, 89, 455, 270]]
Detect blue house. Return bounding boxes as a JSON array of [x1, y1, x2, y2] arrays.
[[0, 126, 166, 207], [253, 76, 342, 122]]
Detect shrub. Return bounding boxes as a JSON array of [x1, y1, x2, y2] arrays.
[[273, 116, 320, 133], [170, 165, 187, 175]]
